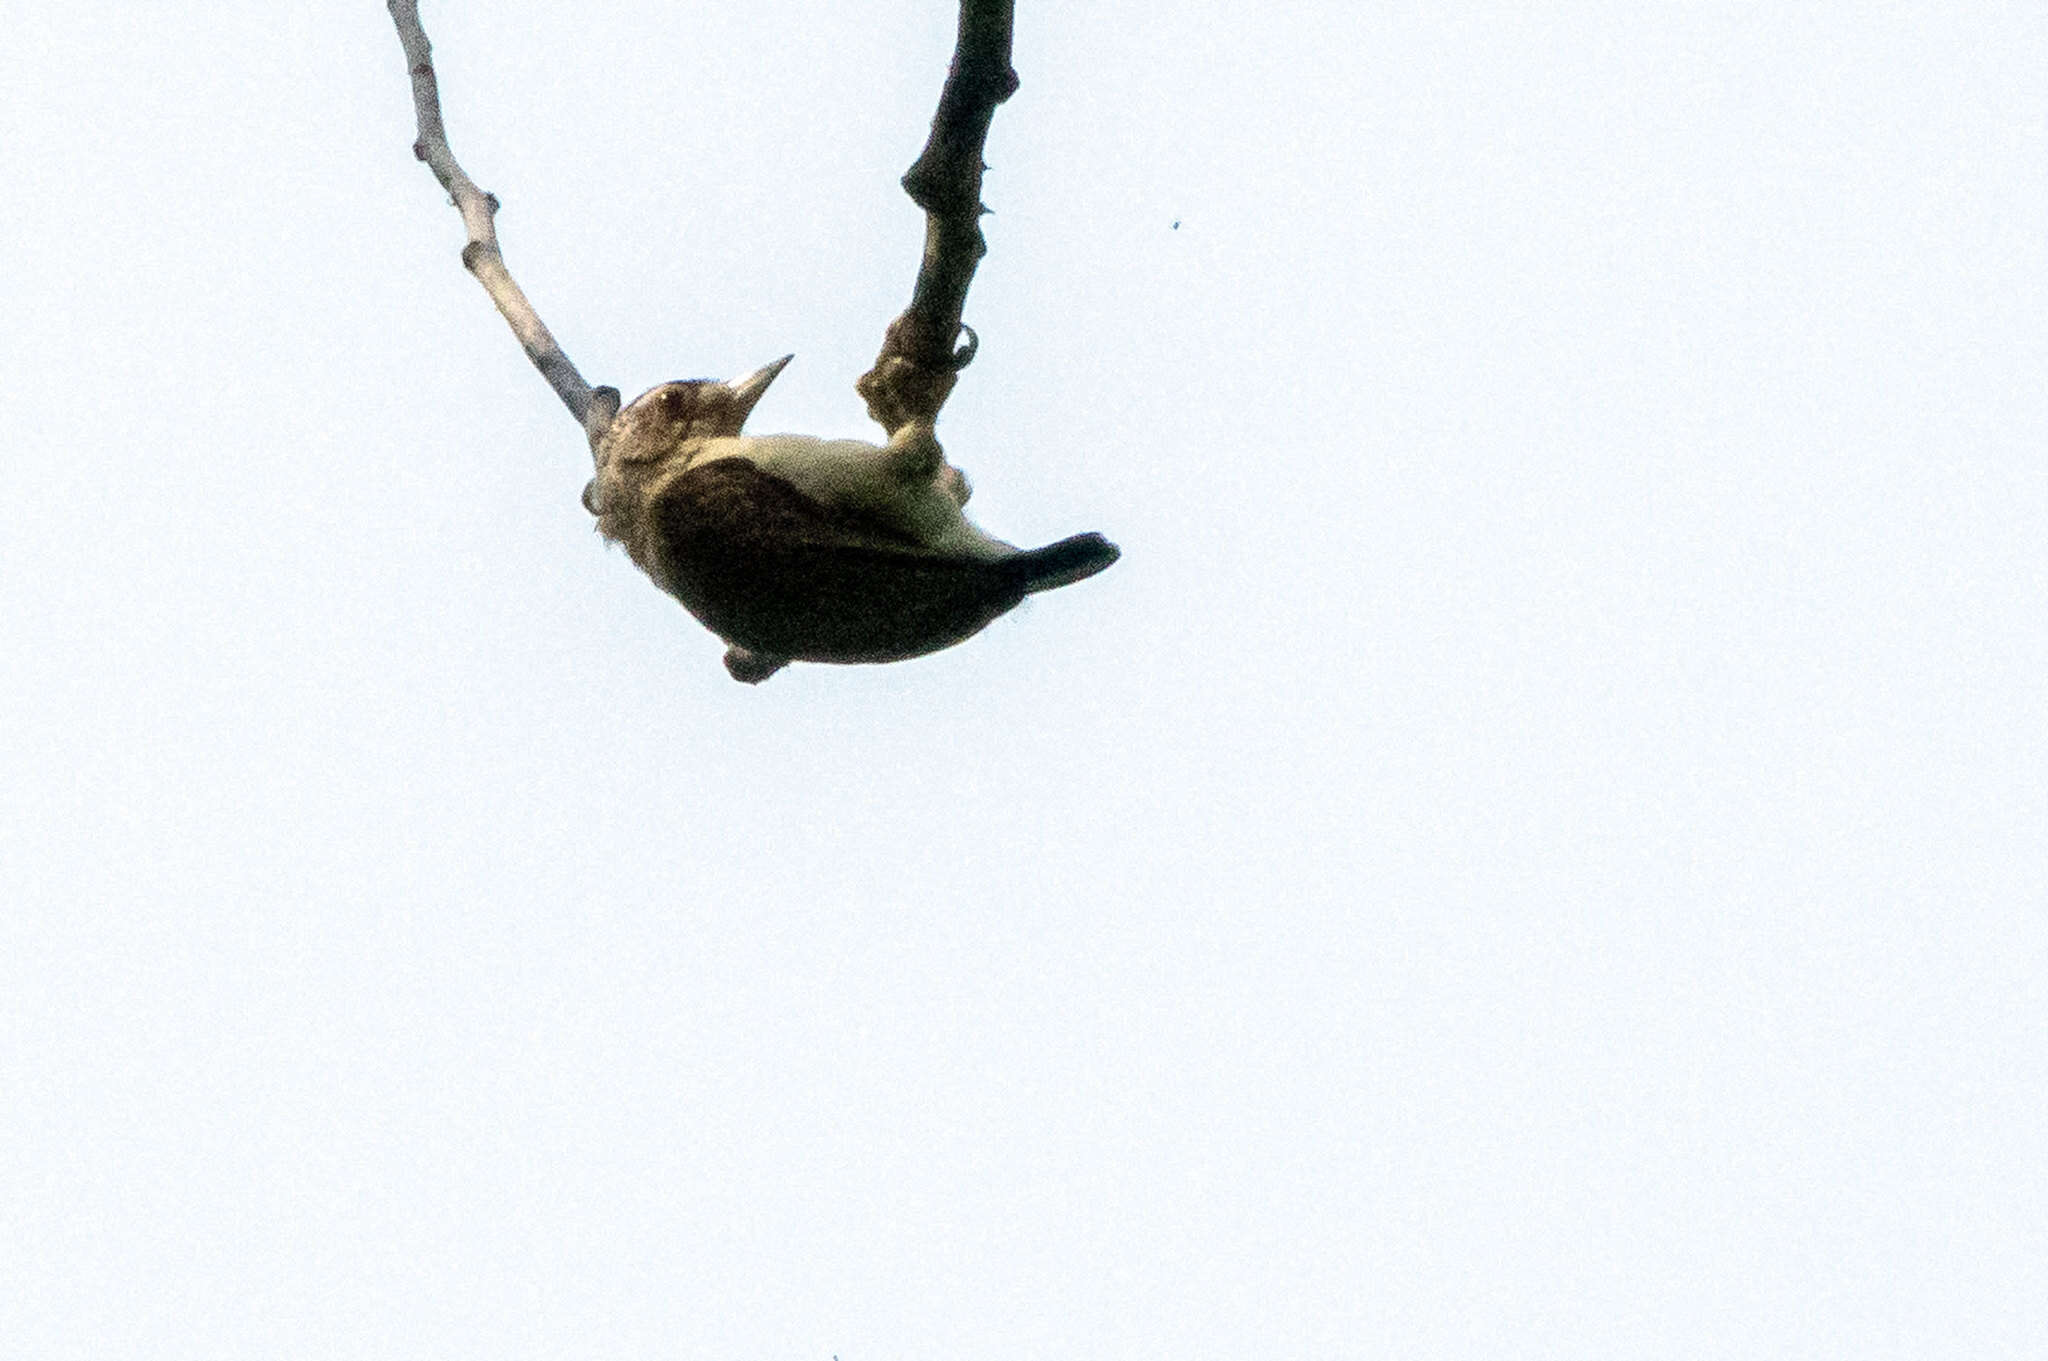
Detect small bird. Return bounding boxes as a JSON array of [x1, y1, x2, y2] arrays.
[[583, 356, 1118, 682]]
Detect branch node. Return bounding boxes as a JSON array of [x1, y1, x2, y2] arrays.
[[584, 386, 621, 456], [853, 0, 1018, 436]]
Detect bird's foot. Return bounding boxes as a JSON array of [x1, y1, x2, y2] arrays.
[[723, 646, 790, 684]]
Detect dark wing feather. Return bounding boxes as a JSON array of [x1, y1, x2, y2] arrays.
[[649, 460, 1035, 663]]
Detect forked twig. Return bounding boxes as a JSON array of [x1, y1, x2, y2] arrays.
[[388, 0, 597, 426], [854, 0, 1019, 436], [385, 0, 1114, 680], [392, 0, 1013, 441]]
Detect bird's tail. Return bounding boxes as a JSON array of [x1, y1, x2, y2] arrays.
[[1012, 532, 1121, 594]]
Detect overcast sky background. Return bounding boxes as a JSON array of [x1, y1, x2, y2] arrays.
[[3, 2, 2044, 1358]]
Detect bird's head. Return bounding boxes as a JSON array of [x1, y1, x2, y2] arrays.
[[598, 354, 792, 468], [583, 355, 793, 522]]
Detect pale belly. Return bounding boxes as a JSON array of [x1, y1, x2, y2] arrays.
[[693, 433, 1015, 561]]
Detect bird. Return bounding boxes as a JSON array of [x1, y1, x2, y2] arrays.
[[582, 356, 1119, 683]]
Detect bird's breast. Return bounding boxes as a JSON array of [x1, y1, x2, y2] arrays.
[[690, 434, 1011, 561]]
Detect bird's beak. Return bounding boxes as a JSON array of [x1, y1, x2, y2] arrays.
[[725, 354, 793, 424]]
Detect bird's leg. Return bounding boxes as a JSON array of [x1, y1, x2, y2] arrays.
[[883, 420, 971, 505], [881, 420, 944, 482]]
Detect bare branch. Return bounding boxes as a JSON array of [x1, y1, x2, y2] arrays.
[[854, 0, 1018, 436], [388, 0, 595, 426]]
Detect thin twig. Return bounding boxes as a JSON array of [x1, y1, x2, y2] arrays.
[[854, 0, 1018, 436], [388, 0, 596, 426]]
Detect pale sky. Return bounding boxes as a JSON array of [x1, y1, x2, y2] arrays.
[[4, 3, 2044, 1358]]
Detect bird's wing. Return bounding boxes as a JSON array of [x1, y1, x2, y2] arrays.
[[648, 460, 1030, 663]]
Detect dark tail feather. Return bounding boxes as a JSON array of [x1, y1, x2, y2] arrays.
[[1012, 532, 1120, 594]]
